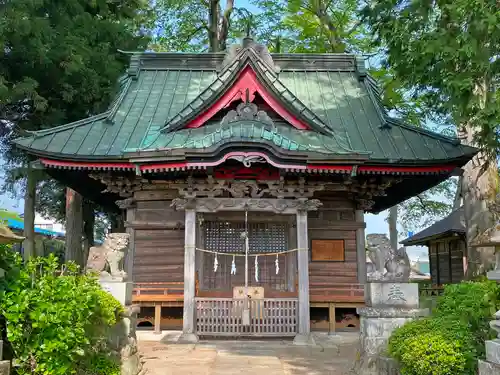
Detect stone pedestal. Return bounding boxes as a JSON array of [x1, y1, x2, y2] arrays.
[[355, 283, 428, 375], [0, 340, 9, 375], [479, 268, 500, 374], [100, 279, 133, 306], [100, 278, 141, 375], [108, 305, 142, 375]]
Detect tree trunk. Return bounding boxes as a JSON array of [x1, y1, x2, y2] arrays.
[[312, 0, 342, 52], [208, 0, 220, 52], [65, 188, 84, 268], [452, 176, 463, 210], [82, 201, 95, 272], [388, 206, 398, 250], [23, 164, 36, 261], [218, 0, 234, 51], [461, 124, 498, 278]]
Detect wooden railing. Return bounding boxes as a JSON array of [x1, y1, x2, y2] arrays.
[[309, 283, 365, 302], [132, 282, 185, 302], [195, 297, 298, 336], [133, 281, 364, 304]]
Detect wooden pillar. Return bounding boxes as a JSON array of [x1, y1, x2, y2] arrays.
[[355, 209, 367, 284], [328, 302, 336, 335], [123, 202, 137, 278], [180, 208, 198, 342], [294, 209, 314, 345], [154, 305, 162, 334], [288, 222, 297, 292], [23, 164, 36, 261], [65, 188, 84, 267], [196, 217, 204, 290]]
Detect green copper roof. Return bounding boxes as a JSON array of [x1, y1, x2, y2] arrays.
[[127, 120, 368, 156], [14, 50, 477, 164]]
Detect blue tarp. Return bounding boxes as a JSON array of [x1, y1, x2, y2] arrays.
[[7, 218, 65, 238]]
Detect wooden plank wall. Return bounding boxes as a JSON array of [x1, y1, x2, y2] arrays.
[[308, 198, 360, 291], [130, 194, 363, 303], [428, 238, 465, 285], [132, 200, 185, 283]]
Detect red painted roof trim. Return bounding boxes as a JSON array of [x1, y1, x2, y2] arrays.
[[358, 165, 455, 174], [40, 158, 135, 170], [185, 66, 310, 130], [306, 165, 353, 172], [140, 162, 189, 172], [40, 157, 456, 176]]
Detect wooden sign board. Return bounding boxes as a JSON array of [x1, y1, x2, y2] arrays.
[[311, 239, 345, 261]]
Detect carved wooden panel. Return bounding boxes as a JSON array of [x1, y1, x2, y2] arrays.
[[203, 221, 288, 253], [311, 239, 345, 262], [201, 221, 290, 291]]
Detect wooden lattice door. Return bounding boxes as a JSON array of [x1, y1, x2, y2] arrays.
[[200, 220, 291, 292]]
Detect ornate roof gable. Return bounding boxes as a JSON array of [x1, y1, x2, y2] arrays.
[[160, 38, 333, 135]]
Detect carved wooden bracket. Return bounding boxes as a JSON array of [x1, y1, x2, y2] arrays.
[[116, 198, 136, 210], [170, 197, 322, 214]]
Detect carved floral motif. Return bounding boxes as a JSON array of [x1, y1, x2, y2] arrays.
[[91, 173, 400, 210], [171, 197, 322, 213], [220, 102, 275, 130]]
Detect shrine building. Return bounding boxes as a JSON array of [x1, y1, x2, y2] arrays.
[[14, 38, 477, 342]]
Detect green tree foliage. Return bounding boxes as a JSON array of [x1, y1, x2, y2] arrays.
[[150, 0, 244, 52], [0, 0, 151, 220], [363, 0, 500, 157], [0, 248, 123, 375], [389, 280, 500, 375], [251, 0, 375, 53], [250, 0, 459, 231], [396, 178, 458, 233]]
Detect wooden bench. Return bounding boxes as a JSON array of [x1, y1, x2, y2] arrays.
[[133, 281, 364, 333], [133, 282, 185, 304], [133, 282, 189, 333]]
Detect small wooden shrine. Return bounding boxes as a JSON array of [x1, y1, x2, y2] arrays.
[[15, 37, 477, 341], [402, 207, 466, 285]]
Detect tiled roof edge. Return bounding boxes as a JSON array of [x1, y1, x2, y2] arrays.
[[364, 73, 478, 152], [400, 207, 465, 245], [14, 71, 136, 144], [15, 112, 110, 142], [122, 50, 360, 71]]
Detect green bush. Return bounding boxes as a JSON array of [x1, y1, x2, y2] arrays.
[[388, 280, 500, 375], [80, 353, 120, 375], [0, 252, 123, 375], [389, 318, 477, 375], [434, 280, 500, 338]]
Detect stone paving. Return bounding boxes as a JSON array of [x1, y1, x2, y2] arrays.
[[137, 332, 360, 375]]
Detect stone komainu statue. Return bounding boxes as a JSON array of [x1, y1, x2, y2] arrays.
[[87, 232, 130, 280], [366, 233, 411, 282]]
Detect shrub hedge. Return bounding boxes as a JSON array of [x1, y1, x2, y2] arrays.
[[388, 280, 500, 375], [0, 246, 123, 375]]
